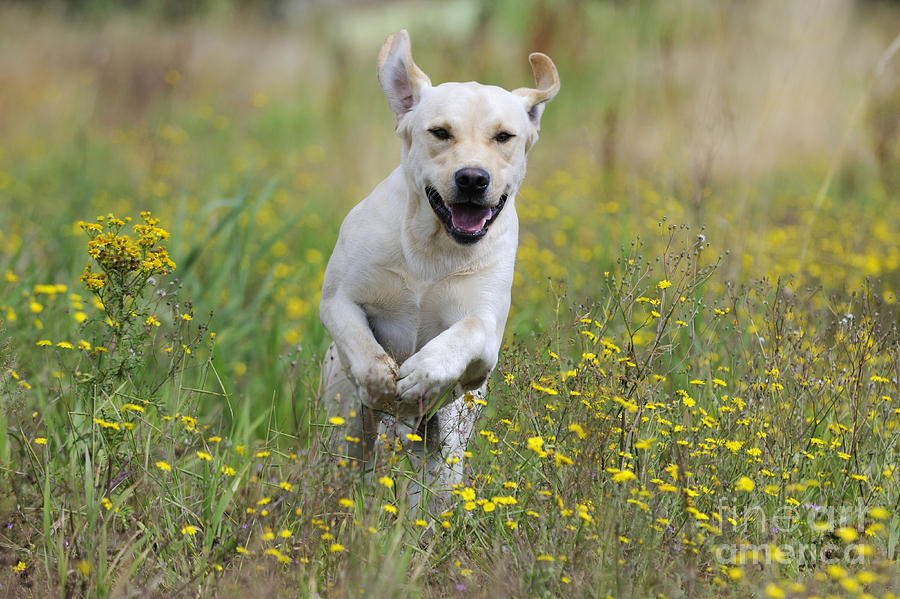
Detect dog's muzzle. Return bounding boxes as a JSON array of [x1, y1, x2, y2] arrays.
[[425, 186, 508, 245]]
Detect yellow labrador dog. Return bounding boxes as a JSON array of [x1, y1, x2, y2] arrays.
[[319, 30, 558, 511]]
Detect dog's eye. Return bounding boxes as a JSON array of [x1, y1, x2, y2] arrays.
[[494, 131, 515, 143], [429, 127, 451, 140]]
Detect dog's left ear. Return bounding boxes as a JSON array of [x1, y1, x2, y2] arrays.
[[377, 30, 432, 119], [513, 53, 560, 131]]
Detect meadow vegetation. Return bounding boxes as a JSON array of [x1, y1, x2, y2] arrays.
[[2, 0, 900, 597]]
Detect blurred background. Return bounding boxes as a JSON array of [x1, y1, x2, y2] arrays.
[[4, 0, 900, 178], [2, 0, 900, 419]]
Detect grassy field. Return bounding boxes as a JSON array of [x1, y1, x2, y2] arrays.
[[2, 0, 900, 596]]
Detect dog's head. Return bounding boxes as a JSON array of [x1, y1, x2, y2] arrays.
[[377, 30, 559, 246]]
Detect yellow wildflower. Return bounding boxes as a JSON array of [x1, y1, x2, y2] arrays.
[[735, 476, 755, 492]]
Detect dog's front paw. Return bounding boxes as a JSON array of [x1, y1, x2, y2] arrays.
[[396, 352, 458, 413], [352, 353, 399, 410]]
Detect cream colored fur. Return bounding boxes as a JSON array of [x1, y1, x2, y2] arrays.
[[319, 29, 558, 512]]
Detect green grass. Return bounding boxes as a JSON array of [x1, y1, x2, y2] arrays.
[[2, 1, 900, 597]]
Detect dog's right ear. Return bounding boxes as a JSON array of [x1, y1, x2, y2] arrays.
[[377, 30, 432, 118]]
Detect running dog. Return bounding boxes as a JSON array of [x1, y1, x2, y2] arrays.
[[319, 29, 559, 511]]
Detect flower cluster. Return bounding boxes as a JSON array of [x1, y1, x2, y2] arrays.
[[78, 212, 175, 292]]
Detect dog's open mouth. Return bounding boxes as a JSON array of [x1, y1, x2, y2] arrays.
[[425, 186, 508, 245]]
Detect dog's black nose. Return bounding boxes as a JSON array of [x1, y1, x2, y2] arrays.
[[455, 167, 490, 194]]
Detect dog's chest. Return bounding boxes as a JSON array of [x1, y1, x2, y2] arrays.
[[363, 268, 458, 362]]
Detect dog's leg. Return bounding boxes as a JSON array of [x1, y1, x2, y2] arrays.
[[393, 385, 484, 516], [319, 293, 399, 411], [321, 342, 371, 463], [397, 317, 498, 413], [427, 385, 483, 513]]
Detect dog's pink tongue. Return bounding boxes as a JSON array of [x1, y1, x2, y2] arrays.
[[450, 204, 492, 232]]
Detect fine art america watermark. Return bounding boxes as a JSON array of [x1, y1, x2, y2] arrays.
[[711, 498, 882, 567]]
